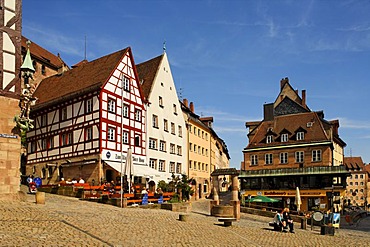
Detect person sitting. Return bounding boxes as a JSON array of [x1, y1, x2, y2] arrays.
[[273, 209, 286, 231], [282, 208, 295, 233]]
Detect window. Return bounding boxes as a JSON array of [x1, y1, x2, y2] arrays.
[[149, 138, 157, 149], [123, 104, 129, 118], [159, 96, 163, 107], [135, 109, 141, 122], [41, 114, 47, 127], [164, 119, 168, 131], [189, 143, 192, 152], [281, 133, 288, 142], [266, 135, 273, 144], [189, 160, 192, 169], [265, 153, 273, 165], [122, 131, 129, 144], [158, 160, 165, 171], [171, 122, 175, 135], [198, 129, 200, 136], [177, 145, 182, 156], [41, 65, 46, 75], [61, 132, 73, 146], [193, 144, 196, 152], [30, 141, 36, 153], [41, 138, 47, 150], [176, 163, 181, 174], [295, 151, 304, 163], [107, 127, 115, 141], [251, 155, 258, 166], [205, 133, 208, 140], [202, 131, 204, 139], [170, 143, 175, 154], [159, 140, 166, 152], [153, 115, 158, 128], [134, 134, 141, 147], [86, 98, 93, 113], [189, 126, 192, 133], [149, 159, 157, 169], [280, 152, 288, 164], [312, 150, 322, 162], [202, 148, 204, 155], [202, 163, 205, 171], [173, 104, 177, 114], [47, 137, 54, 149], [178, 126, 182, 137], [123, 76, 130, 92], [198, 146, 200, 154], [86, 127, 93, 141], [296, 132, 304, 141], [360, 175, 364, 179], [206, 149, 208, 156], [61, 107, 67, 121], [107, 98, 115, 113], [47, 166, 53, 178], [170, 162, 175, 173], [355, 175, 358, 179]]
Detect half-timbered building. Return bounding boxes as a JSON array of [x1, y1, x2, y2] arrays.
[[26, 47, 148, 187]]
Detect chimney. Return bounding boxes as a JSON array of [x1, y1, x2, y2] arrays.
[[189, 102, 194, 113], [280, 77, 289, 89], [263, 103, 274, 121], [183, 98, 188, 108], [302, 90, 306, 107]]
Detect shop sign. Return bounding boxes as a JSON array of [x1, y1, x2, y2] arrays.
[[0, 133, 18, 139]]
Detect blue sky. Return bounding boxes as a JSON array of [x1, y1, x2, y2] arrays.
[[23, 0, 370, 167]]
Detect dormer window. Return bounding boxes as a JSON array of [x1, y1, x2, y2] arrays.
[[281, 133, 288, 142], [266, 135, 273, 144], [296, 132, 304, 141]]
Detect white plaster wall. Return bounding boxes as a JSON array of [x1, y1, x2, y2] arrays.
[[146, 53, 187, 182]]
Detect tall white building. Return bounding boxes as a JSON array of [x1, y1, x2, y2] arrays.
[[137, 52, 187, 186]]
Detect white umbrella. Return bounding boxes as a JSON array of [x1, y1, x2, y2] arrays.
[[124, 148, 134, 193], [295, 187, 302, 212]]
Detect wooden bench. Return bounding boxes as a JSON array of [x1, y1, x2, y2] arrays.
[[218, 218, 237, 227]]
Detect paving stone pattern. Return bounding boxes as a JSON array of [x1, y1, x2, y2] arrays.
[[1, 188, 369, 247]]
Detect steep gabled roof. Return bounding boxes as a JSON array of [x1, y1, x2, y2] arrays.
[[33, 48, 129, 106], [22, 36, 68, 70], [136, 54, 164, 100], [247, 111, 330, 148], [344, 157, 365, 170]]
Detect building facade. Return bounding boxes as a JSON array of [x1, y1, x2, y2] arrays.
[[136, 52, 187, 188], [344, 157, 369, 210], [26, 47, 149, 188], [0, 0, 22, 198], [240, 78, 348, 213]]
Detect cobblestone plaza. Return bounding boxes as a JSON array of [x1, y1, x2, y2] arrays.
[[1, 188, 369, 247]]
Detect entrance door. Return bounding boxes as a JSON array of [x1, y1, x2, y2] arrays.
[[198, 184, 202, 199], [106, 170, 113, 183]]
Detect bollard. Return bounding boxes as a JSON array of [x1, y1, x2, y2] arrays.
[[179, 214, 189, 222], [35, 191, 45, 204]]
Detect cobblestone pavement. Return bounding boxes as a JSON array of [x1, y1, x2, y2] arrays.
[[1, 189, 369, 247]]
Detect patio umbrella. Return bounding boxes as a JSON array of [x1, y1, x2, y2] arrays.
[[295, 187, 302, 212], [245, 195, 280, 203], [124, 148, 134, 193]]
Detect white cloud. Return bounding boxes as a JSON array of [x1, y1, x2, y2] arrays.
[[337, 118, 370, 129]]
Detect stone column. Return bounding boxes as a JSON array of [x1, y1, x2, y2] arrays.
[[230, 175, 240, 220], [210, 175, 219, 215]]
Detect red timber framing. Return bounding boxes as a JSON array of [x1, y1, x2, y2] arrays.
[[100, 49, 146, 159], [27, 90, 101, 163], [27, 47, 147, 185]]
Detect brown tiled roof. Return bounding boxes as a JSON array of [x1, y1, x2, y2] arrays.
[[136, 54, 163, 99], [344, 157, 365, 170], [22, 36, 68, 69], [33, 48, 129, 106], [247, 111, 330, 148]]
